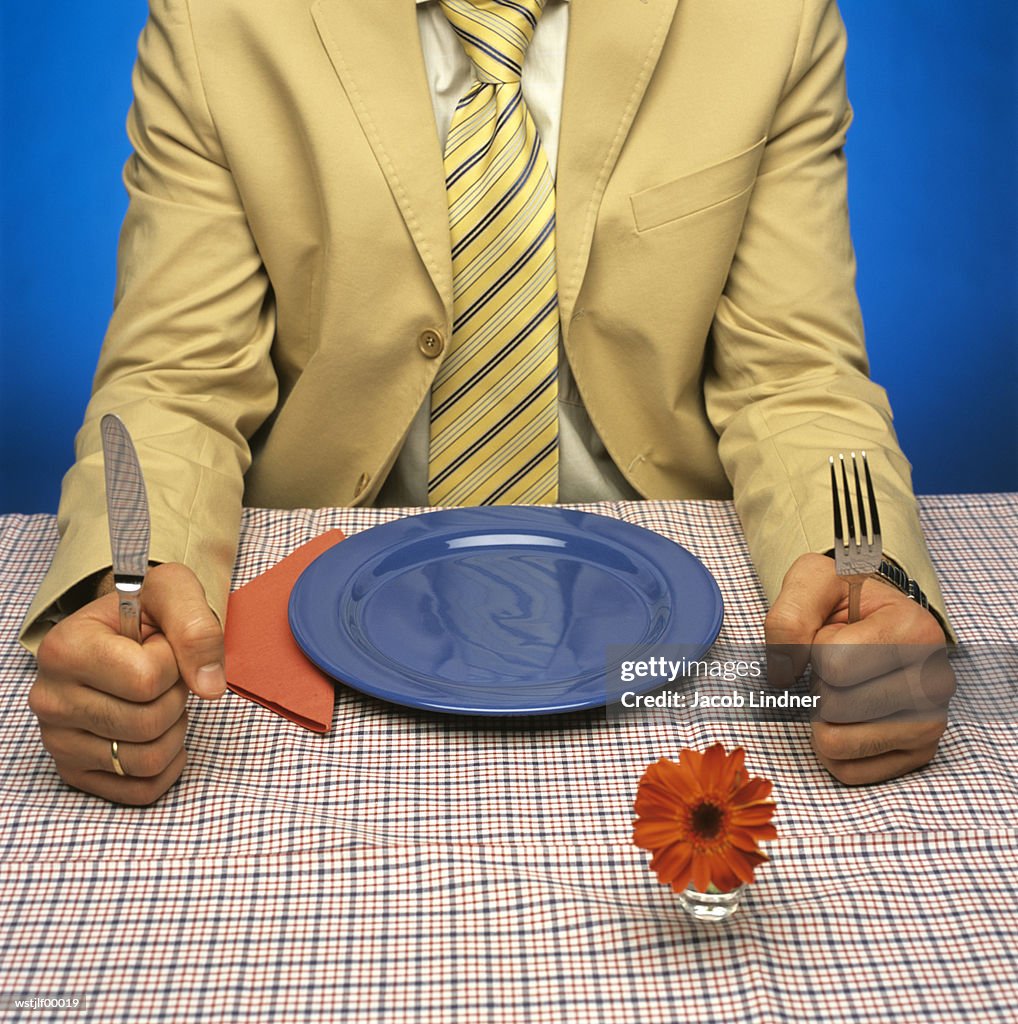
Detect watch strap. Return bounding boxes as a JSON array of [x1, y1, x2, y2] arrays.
[[875, 559, 929, 610]]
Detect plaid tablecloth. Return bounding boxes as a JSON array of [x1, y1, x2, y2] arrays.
[[1, 496, 1016, 1023]]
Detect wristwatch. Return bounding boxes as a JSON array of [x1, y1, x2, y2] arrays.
[[874, 559, 929, 610]]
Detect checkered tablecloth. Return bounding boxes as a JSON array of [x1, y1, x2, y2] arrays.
[[1, 497, 1016, 1023]]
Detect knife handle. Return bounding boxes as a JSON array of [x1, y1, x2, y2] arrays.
[[115, 580, 143, 644]]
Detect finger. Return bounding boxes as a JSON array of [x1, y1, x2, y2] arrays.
[[813, 742, 943, 786], [811, 638, 945, 690], [30, 676, 189, 743], [38, 714, 189, 777], [56, 748, 188, 807], [813, 656, 955, 723], [811, 713, 947, 762], [139, 563, 226, 700], [810, 596, 948, 686], [765, 553, 845, 683], [36, 606, 181, 703], [811, 647, 950, 720]]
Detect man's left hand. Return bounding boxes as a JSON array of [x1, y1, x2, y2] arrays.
[[765, 553, 955, 785]]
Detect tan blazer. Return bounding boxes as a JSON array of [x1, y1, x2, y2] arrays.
[[20, 0, 947, 650]]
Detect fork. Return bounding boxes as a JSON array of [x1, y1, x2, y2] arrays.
[[830, 451, 882, 623]]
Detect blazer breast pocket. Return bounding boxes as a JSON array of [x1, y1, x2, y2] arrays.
[[630, 136, 767, 233]]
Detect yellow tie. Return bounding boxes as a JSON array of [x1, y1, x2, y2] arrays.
[[428, 0, 559, 506]]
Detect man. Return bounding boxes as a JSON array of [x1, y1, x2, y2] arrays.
[[22, 0, 954, 804]]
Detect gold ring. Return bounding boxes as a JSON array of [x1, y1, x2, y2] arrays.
[[110, 740, 127, 777]]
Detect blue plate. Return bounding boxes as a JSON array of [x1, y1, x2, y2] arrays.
[[289, 507, 723, 715]]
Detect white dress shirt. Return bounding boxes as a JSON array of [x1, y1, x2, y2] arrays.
[[376, 0, 638, 506]]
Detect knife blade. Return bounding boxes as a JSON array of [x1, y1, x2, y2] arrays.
[[100, 414, 151, 644]]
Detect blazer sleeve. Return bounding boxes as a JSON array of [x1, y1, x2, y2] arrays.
[[19, 0, 277, 652], [704, 0, 951, 632]]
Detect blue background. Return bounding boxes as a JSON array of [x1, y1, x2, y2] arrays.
[[1, 1, 1015, 512]]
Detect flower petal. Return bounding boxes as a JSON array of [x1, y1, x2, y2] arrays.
[[634, 785, 681, 818], [633, 817, 685, 851], [717, 746, 746, 794], [638, 759, 701, 807], [663, 755, 705, 800], [690, 852, 712, 893], [678, 748, 703, 778], [727, 825, 777, 851], [707, 858, 742, 894], [724, 844, 767, 885], [734, 777, 773, 804], [730, 802, 777, 826], [700, 743, 729, 789], [650, 841, 693, 888]]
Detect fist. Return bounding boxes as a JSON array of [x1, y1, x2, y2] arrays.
[[766, 553, 955, 785], [29, 563, 225, 805]]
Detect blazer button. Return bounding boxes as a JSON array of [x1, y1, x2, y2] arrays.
[[418, 329, 445, 358], [353, 472, 370, 499]]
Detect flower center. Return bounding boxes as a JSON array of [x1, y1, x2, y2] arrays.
[[690, 800, 725, 840]]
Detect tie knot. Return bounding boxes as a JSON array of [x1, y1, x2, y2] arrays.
[[439, 0, 546, 84]]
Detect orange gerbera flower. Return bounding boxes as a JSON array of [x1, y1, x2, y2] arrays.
[[633, 744, 777, 893]]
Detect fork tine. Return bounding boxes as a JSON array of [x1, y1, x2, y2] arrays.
[[839, 454, 856, 548], [830, 450, 882, 624], [862, 450, 881, 538], [830, 456, 844, 548], [851, 451, 868, 546]]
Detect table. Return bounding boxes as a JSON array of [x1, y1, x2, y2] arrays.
[[2, 496, 1017, 1023]]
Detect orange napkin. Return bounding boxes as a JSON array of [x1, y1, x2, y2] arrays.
[[224, 529, 346, 732]]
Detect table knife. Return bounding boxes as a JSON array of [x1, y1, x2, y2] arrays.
[[100, 414, 151, 644]]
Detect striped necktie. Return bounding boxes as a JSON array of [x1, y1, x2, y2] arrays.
[[428, 0, 559, 506]]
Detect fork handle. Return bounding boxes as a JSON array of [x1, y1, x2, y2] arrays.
[[844, 564, 931, 624], [847, 579, 863, 623]]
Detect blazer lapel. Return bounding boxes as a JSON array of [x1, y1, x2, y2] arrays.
[[308, 0, 679, 328], [310, 0, 453, 319], [556, 0, 680, 328]]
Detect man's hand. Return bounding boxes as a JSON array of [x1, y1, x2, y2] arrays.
[[29, 563, 225, 805], [765, 553, 955, 785]]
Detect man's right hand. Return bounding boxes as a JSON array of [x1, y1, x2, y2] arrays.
[[29, 563, 226, 806]]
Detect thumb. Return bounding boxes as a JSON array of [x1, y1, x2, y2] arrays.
[[764, 553, 845, 685], [139, 562, 227, 700]]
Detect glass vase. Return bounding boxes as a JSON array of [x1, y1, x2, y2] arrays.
[[677, 884, 744, 922]]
